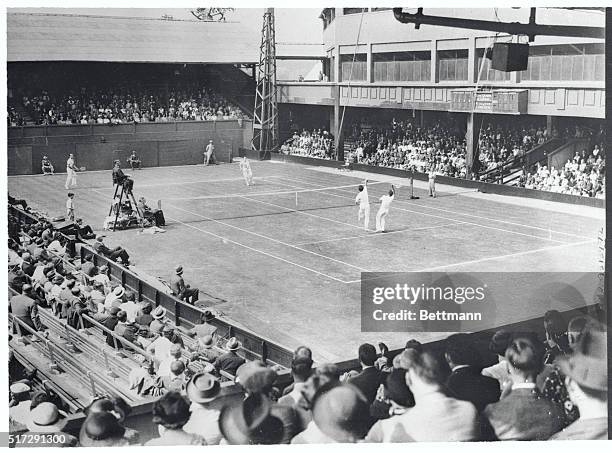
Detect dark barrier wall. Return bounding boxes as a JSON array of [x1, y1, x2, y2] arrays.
[[8, 120, 252, 175], [265, 153, 605, 209]]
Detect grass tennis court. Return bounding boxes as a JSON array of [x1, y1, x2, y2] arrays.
[[9, 160, 604, 362]]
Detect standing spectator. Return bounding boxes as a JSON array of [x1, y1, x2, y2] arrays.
[[65, 192, 75, 222], [483, 335, 564, 440], [550, 325, 608, 440], [444, 334, 501, 412], [183, 372, 224, 445], [79, 412, 130, 447], [481, 330, 513, 389]]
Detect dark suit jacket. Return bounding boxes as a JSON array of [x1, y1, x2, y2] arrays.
[[484, 387, 564, 440], [446, 366, 501, 412], [213, 351, 245, 376], [348, 366, 385, 404]]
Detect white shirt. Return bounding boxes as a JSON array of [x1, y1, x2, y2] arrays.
[[66, 157, 75, 171], [379, 193, 394, 211], [355, 187, 369, 206], [120, 301, 140, 323], [66, 198, 74, 211], [147, 336, 174, 362], [206, 143, 214, 154]]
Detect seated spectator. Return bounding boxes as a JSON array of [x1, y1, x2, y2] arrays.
[[146, 325, 176, 362], [219, 393, 285, 445], [170, 265, 199, 304], [82, 396, 139, 444], [236, 361, 300, 443], [550, 324, 608, 440], [93, 236, 131, 266], [365, 369, 416, 441], [92, 306, 121, 347], [278, 356, 313, 407], [149, 306, 168, 335], [347, 343, 385, 405], [127, 151, 142, 170], [186, 310, 218, 339], [8, 382, 32, 428], [188, 334, 221, 365], [483, 334, 564, 440], [135, 301, 154, 327], [158, 361, 188, 394], [10, 284, 44, 333], [113, 310, 140, 346], [120, 290, 139, 323], [213, 337, 245, 376], [75, 219, 96, 240], [183, 372, 224, 445], [444, 333, 501, 412], [280, 129, 334, 159], [481, 329, 513, 389], [41, 156, 54, 175], [22, 402, 78, 447], [79, 412, 131, 447], [158, 344, 186, 377], [381, 349, 480, 441], [146, 392, 206, 445]]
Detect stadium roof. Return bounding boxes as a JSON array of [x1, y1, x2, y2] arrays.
[[7, 12, 261, 64]]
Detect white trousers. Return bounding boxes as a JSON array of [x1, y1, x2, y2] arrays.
[[65, 169, 77, 189], [358, 204, 370, 230], [376, 208, 389, 231]]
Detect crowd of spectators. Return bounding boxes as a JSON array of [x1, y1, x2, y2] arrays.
[[518, 144, 605, 198], [9, 84, 246, 126], [349, 119, 467, 177], [477, 123, 546, 174], [280, 129, 335, 159]]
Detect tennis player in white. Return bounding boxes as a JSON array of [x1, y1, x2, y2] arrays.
[[355, 179, 370, 230], [376, 184, 395, 233], [65, 154, 78, 190], [240, 157, 254, 186]]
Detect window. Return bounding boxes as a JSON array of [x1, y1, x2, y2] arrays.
[[521, 44, 604, 81], [476, 49, 511, 82], [373, 51, 431, 82], [340, 54, 367, 82], [438, 50, 468, 81]]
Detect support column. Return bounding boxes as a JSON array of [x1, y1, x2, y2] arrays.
[[467, 36, 477, 84], [333, 85, 344, 161], [430, 39, 438, 83], [546, 115, 557, 137], [465, 112, 480, 178], [366, 43, 373, 83]]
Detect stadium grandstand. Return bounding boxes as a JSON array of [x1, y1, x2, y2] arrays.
[[7, 7, 608, 445]]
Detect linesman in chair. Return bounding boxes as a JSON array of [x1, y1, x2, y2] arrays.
[[170, 265, 199, 304]]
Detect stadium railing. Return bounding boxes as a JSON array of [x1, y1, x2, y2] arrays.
[[9, 204, 295, 370]]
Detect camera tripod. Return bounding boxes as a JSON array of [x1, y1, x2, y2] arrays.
[[108, 181, 143, 231]]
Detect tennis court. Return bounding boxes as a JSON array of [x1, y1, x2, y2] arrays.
[[8, 160, 605, 362]]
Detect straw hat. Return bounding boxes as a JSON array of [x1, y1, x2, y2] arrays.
[[26, 402, 68, 433], [186, 372, 221, 404]]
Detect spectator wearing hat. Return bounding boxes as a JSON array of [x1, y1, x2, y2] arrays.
[[347, 343, 385, 405], [135, 302, 154, 327], [10, 285, 43, 333], [19, 402, 78, 447], [147, 392, 206, 445], [80, 397, 139, 444], [186, 310, 218, 339], [444, 333, 501, 412], [188, 334, 221, 364], [93, 236, 131, 266], [182, 372, 224, 444], [147, 325, 176, 362], [366, 369, 416, 441], [219, 393, 284, 444], [385, 349, 480, 441], [481, 330, 513, 389], [550, 324, 608, 440], [170, 265, 199, 304], [149, 306, 168, 335], [483, 334, 564, 440], [79, 412, 130, 447], [9, 382, 32, 428], [213, 337, 245, 376], [309, 384, 371, 443], [159, 361, 188, 393], [105, 285, 126, 310], [236, 360, 300, 443], [93, 306, 121, 347]]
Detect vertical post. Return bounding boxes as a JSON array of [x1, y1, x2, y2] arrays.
[[366, 43, 373, 83], [86, 371, 97, 396], [465, 113, 479, 179], [467, 36, 477, 84], [430, 39, 438, 83]]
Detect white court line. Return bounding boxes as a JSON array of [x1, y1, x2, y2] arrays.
[[91, 175, 283, 191], [295, 222, 465, 246], [282, 173, 594, 241], [168, 204, 370, 273], [344, 239, 598, 284], [274, 175, 571, 245]]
